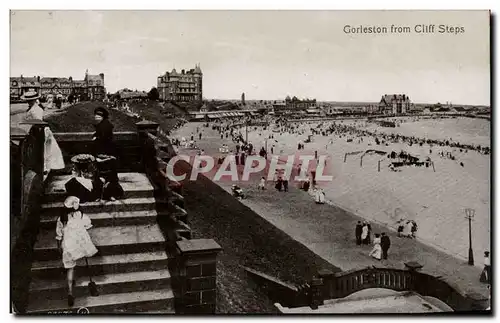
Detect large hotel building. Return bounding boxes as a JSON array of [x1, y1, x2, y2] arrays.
[[157, 64, 203, 102], [10, 70, 106, 102]]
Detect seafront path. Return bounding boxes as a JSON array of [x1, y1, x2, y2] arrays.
[[172, 122, 490, 300]]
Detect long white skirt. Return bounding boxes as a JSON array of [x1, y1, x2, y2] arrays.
[[369, 244, 382, 260], [44, 127, 65, 174]]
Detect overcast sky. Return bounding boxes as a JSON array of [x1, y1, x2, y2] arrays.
[[10, 10, 490, 105]]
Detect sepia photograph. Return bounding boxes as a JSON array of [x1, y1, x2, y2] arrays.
[[9, 9, 491, 315]]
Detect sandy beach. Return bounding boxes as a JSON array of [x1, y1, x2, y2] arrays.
[[172, 116, 490, 266]]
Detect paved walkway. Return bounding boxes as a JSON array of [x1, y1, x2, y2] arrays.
[[172, 123, 490, 300]]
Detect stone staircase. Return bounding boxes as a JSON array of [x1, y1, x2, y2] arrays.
[[25, 173, 178, 314]]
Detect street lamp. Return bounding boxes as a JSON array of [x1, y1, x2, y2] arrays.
[[465, 208, 475, 266], [245, 118, 249, 143]]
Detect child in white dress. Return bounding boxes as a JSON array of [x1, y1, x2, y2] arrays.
[[56, 196, 98, 307]]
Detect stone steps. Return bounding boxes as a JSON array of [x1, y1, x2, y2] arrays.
[[39, 210, 159, 229], [29, 269, 171, 301], [31, 251, 170, 280], [33, 224, 166, 261], [26, 288, 175, 314], [41, 197, 157, 217], [44, 173, 154, 203], [26, 171, 185, 314]]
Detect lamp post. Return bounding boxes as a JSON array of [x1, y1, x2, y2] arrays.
[[245, 118, 249, 143], [465, 208, 475, 266]]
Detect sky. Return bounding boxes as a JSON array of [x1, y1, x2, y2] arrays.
[[10, 10, 490, 105]]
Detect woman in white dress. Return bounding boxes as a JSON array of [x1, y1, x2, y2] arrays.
[[23, 90, 65, 179], [369, 233, 382, 260], [404, 220, 414, 238], [56, 196, 98, 307]]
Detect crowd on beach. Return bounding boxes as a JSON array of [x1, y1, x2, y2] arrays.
[[168, 112, 492, 286]]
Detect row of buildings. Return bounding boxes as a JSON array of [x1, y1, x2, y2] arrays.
[[153, 66, 414, 117], [10, 70, 106, 102], [268, 94, 412, 116]]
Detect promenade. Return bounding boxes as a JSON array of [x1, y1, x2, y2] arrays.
[[172, 121, 490, 300]]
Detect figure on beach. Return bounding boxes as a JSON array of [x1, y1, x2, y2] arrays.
[[369, 233, 382, 260]]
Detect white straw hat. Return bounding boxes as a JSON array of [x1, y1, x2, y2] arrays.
[[20, 90, 41, 101], [64, 196, 80, 209]]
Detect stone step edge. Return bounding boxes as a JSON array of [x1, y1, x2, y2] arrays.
[[39, 210, 159, 224], [30, 269, 171, 292], [26, 288, 174, 314], [31, 251, 169, 272], [41, 197, 157, 210]]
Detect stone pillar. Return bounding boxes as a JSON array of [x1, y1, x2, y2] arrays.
[[467, 292, 490, 311], [176, 239, 222, 314], [318, 269, 335, 300], [309, 278, 324, 310], [136, 120, 159, 136]]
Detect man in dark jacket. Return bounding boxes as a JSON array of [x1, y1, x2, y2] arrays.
[[381, 232, 391, 259], [355, 221, 363, 245]]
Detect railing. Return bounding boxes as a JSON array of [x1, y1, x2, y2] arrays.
[[53, 131, 142, 172], [312, 266, 488, 312], [135, 120, 223, 314], [136, 122, 189, 240]]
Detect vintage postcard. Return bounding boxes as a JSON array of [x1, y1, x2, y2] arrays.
[[10, 10, 491, 314]]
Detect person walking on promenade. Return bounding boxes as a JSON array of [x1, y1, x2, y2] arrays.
[[275, 176, 283, 192], [480, 251, 491, 283], [315, 187, 325, 204], [369, 233, 382, 261], [258, 177, 266, 190], [411, 221, 418, 239], [283, 179, 289, 192], [381, 232, 391, 259], [403, 220, 413, 238], [355, 221, 363, 245], [397, 221, 404, 237], [361, 222, 369, 245]]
